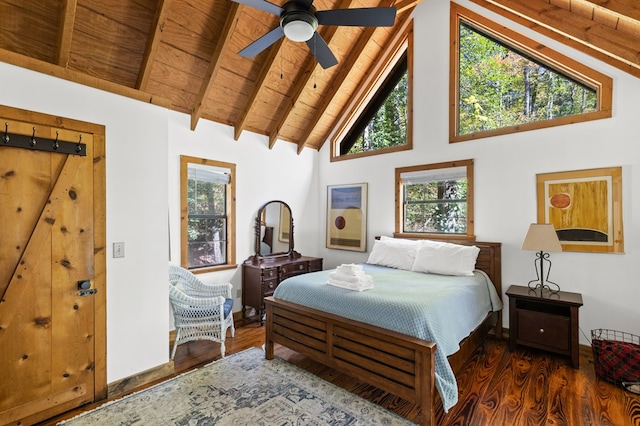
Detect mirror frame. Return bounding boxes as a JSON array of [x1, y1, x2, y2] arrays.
[[253, 200, 299, 261]]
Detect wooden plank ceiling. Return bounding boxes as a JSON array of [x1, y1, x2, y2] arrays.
[[0, 0, 639, 152]]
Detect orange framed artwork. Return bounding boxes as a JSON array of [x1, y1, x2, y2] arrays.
[[536, 167, 623, 253]]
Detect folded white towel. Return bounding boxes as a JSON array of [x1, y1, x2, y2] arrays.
[[327, 276, 374, 291], [336, 263, 364, 275], [329, 270, 372, 283]]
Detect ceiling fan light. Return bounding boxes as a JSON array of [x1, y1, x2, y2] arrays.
[[283, 20, 316, 42]]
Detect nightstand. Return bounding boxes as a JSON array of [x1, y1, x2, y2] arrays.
[[506, 285, 583, 368]]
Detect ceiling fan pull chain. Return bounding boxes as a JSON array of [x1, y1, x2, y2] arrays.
[[313, 35, 317, 89]]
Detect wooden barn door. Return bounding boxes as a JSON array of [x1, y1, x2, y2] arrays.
[[0, 108, 106, 425]]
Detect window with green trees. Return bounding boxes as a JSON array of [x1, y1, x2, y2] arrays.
[[180, 156, 236, 272], [395, 160, 474, 237], [341, 53, 408, 155], [450, 4, 612, 142]]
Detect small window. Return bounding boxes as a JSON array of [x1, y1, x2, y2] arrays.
[[180, 156, 236, 272], [450, 4, 612, 142], [395, 160, 474, 238]]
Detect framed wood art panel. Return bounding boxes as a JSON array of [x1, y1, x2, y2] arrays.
[[326, 183, 368, 251], [536, 167, 623, 253]]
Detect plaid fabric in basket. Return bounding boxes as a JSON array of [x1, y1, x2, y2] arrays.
[[592, 339, 640, 384]]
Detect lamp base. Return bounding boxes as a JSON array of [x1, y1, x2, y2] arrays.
[[527, 279, 560, 294]]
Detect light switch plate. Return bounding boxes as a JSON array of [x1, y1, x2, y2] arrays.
[[113, 242, 125, 258]]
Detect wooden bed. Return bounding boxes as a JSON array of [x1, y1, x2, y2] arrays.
[[264, 238, 502, 426]]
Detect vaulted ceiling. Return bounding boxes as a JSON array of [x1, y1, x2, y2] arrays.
[[1, 0, 639, 153]]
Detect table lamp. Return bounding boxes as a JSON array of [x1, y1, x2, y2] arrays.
[[521, 223, 562, 294]]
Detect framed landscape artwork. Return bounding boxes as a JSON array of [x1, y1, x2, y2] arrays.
[[536, 167, 623, 253], [326, 183, 368, 251]]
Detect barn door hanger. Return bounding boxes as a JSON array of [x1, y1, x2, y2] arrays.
[[2, 123, 87, 156]]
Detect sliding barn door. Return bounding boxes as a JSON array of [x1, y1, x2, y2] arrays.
[[0, 111, 106, 425]]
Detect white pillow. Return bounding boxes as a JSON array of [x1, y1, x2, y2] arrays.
[[412, 240, 480, 276], [366, 239, 417, 270], [379, 236, 421, 248]]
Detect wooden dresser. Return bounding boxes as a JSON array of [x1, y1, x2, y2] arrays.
[[242, 255, 323, 325]]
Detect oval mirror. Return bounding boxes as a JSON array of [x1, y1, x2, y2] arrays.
[[254, 200, 296, 259]]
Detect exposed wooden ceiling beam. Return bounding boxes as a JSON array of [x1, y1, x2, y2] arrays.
[[233, 38, 284, 141], [137, 0, 173, 91], [583, 0, 640, 23], [190, 2, 240, 131], [57, 0, 77, 67], [471, 0, 640, 78], [394, 0, 423, 14], [0, 47, 171, 108], [267, 0, 357, 149]]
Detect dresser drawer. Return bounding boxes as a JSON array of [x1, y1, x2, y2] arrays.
[[262, 277, 279, 296], [516, 309, 570, 352], [280, 261, 309, 279], [262, 268, 278, 280], [308, 258, 323, 272]]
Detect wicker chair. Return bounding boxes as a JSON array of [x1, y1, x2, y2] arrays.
[[168, 265, 235, 359]]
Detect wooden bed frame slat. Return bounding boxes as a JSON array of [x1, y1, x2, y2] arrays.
[[265, 239, 502, 426]]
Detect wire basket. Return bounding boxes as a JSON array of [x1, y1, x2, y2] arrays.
[[591, 329, 640, 394]]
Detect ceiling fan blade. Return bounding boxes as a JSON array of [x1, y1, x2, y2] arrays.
[[239, 26, 285, 58], [316, 7, 397, 27], [230, 0, 283, 16], [306, 33, 338, 69]]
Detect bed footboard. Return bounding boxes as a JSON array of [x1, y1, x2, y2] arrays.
[[265, 296, 436, 426]]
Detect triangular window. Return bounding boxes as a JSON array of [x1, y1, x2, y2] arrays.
[[450, 4, 612, 142]]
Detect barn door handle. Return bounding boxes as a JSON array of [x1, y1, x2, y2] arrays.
[[78, 280, 97, 296]]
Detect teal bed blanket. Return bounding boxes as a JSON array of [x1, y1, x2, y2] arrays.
[[272, 264, 503, 411]]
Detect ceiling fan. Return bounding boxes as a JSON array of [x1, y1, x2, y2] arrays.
[[232, 0, 397, 69]]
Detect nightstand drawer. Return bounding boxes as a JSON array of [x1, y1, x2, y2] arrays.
[[517, 309, 570, 351]]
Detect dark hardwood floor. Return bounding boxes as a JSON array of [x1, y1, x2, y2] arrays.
[[42, 320, 640, 425]]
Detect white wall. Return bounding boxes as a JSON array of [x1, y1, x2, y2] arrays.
[[317, 0, 640, 344], [1, 0, 638, 386]]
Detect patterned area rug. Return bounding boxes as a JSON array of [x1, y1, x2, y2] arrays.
[[60, 347, 414, 425]]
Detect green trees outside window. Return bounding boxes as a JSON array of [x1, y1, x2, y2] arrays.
[[404, 179, 467, 234], [458, 22, 597, 136], [187, 167, 228, 268], [180, 156, 236, 272], [344, 55, 409, 155], [396, 160, 474, 237]]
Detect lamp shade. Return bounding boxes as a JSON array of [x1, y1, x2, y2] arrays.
[[521, 223, 562, 252]]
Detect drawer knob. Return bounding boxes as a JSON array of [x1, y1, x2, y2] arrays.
[[298, 265, 304, 270], [268, 283, 274, 289], [539, 328, 545, 334]]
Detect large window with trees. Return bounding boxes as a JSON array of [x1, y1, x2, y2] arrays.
[[180, 156, 236, 272], [395, 159, 474, 238], [450, 4, 612, 142], [331, 20, 413, 161]]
